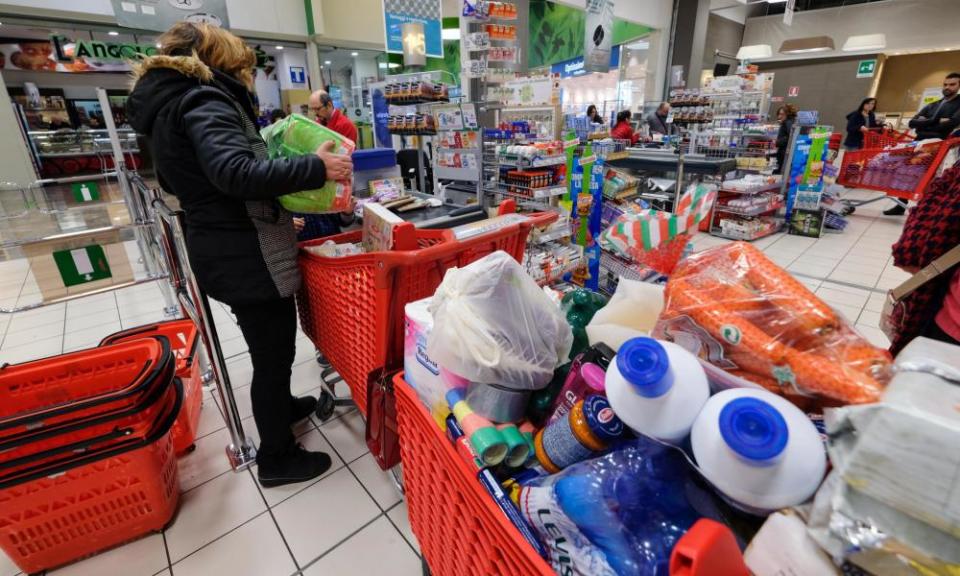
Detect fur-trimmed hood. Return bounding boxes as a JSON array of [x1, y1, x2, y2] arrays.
[[132, 54, 213, 82]]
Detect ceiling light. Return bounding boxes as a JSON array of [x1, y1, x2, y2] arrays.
[[780, 36, 835, 54], [842, 33, 886, 52], [441, 28, 461, 41], [626, 40, 649, 51], [766, 0, 788, 3], [736, 44, 772, 60], [324, 60, 331, 65], [351, 52, 359, 57], [388, 62, 400, 69], [108, 31, 119, 36], [275, 45, 284, 50]]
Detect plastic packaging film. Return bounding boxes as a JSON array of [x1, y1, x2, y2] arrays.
[[260, 113, 355, 214], [653, 241, 891, 406]]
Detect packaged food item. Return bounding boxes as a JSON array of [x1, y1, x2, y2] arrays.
[[690, 388, 827, 514], [655, 242, 890, 405], [260, 114, 354, 213], [605, 337, 710, 444]]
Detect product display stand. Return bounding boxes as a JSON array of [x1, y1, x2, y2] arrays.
[[432, 101, 484, 205]]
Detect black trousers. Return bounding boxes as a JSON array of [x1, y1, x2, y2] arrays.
[[232, 296, 298, 456]]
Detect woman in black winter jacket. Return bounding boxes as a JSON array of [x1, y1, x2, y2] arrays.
[[774, 104, 798, 175], [844, 97, 879, 150], [127, 22, 353, 488]]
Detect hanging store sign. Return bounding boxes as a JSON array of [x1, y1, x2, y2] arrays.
[[550, 46, 621, 79], [584, 0, 615, 73], [383, 0, 443, 58], [110, 0, 230, 33], [0, 37, 157, 73], [784, 0, 796, 26]]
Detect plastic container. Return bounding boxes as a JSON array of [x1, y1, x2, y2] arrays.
[[545, 358, 608, 425], [297, 205, 556, 413], [0, 379, 182, 574], [690, 388, 827, 514], [353, 148, 397, 171], [605, 337, 709, 444], [99, 320, 204, 455]]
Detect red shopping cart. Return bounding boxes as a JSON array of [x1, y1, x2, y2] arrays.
[[297, 204, 556, 418], [862, 127, 913, 149], [837, 137, 960, 209]]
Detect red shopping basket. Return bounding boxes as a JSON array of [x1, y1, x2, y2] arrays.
[[297, 209, 556, 414], [863, 127, 913, 149], [0, 379, 182, 574], [838, 138, 960, 200], [394, 374, 553, 576], [100, 320, 204, 454], [0, 340, 177, 476], [0, 338, 172, 444]]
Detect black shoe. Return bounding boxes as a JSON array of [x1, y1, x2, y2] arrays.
[[883, 204, 906, 216], [290, 395, 318, 424], [257, 444, 332, 488]]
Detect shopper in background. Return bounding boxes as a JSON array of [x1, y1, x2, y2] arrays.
[[127, 22, 353, 488], [890, 160, 960, 352], [909, 72, 960, 141], [269, 108, 286, 124], [646, 102, 671, 136], [611, 110, 641, 144], [774, 104, 798, 175], [586, 104, 604, 125], [843, 97, 879, 151], [309, 89, 358, 143]]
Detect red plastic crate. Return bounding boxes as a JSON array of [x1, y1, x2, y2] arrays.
[[100, 320, 204, 454], [0, 339, 172, 448], [394, 374, 553, 576], [0, 380, 182, 574], [297, 210, 555, 414]]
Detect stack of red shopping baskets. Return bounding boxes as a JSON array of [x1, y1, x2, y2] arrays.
[[0, 330, 187, 574], [838, 137, 960, 201], [863, 127, 913, 149]]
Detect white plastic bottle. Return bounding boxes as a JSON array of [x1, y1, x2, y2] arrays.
[[690, 388, 827, 514], [604, 337, 710, 444]]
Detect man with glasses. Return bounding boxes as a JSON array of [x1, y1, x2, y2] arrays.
[[309, 89, 357, 143]]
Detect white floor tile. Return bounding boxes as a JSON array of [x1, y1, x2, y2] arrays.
[[65, 293, 117, 319], [195, 396, 227, 439], [387, 502, 420, 554], [272, 467, 380, 566], [302, 516, 420, 576], [0, 335, 63, 364], [65, 306, 120, 334], [787, 261, 835, 279], [856, 324, 891, 349], [320, 410, 369, 463], [829, 303, 864, 325], [165, 470, 267, 563], [121, 309, 171, 330], [816, 286, 870, 308], [49, 533, 167, 576], [857, 310, 882, 329], [1, 321, 64, 348], [350, 453, 403, 510], [171, 513, 296, 576], [0, 547, 22, 576], [178, 426, 234, 492], [865, 292, 887, 313], [61, 321, 121, 351]]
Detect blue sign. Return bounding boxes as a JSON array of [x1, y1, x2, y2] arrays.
[[289, 66, 305, 85], [385, 13, 443, 58], [551, 46, 622, 79]]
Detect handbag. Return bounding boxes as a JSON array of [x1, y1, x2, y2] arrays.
[[365, 270, 403, 471], [881, 245, 960, 341]]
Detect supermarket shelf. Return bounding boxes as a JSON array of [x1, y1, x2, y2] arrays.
[[487, 184, 567, 200], [492, 155, 567, 168], [436, 165, 481, 181], [39, 150, 138, 158], [713, 200, 783, 216], [532, 227, 572, 244], [386, 97, 450, 106], [719, 182, 782, 195], [36, 171, 119, 185], [711, 222, 783, 242]]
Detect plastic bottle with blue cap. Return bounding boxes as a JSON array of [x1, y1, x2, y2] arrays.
[[605, 337, 710, 444], [690, 388, 827, 514]]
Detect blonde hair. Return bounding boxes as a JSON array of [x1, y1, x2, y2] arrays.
[[153, 22, 255, 88]]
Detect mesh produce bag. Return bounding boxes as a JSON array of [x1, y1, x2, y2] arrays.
[[653, 242, 891, 406], [260, 114, 355, 214]]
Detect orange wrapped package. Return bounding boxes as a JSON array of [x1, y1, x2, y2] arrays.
[[655, 242, 890, 405]]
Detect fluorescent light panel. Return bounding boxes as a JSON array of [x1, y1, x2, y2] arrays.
[[842, 33, 886, 52], [441, 28, 460, 40], [780, 36, 835, 54], [736, 44, 772, 60]]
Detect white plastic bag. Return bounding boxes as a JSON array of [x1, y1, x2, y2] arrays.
[[427, 251, 573, 390], [586, 278, 664, 351]]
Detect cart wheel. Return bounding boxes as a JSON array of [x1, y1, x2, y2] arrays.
[[421, 556, 432, 576], [316, 351, 331, 369], [843, 206, 856, 216], [315, 391, 336, 421]]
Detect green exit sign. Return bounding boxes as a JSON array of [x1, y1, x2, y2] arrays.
[[857, 59, 877, 79]]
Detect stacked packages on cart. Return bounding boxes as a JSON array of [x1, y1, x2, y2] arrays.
[[394, 231, 958, 575]]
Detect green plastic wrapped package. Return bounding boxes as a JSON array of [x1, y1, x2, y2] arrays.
[[260, 113, 355, 214]]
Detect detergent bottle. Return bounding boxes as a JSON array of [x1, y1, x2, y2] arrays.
[[605, 337, 709, 444], [690, 388, 827, 514]]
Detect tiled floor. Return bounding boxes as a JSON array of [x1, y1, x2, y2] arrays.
[[0, 188, 907, 575]]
